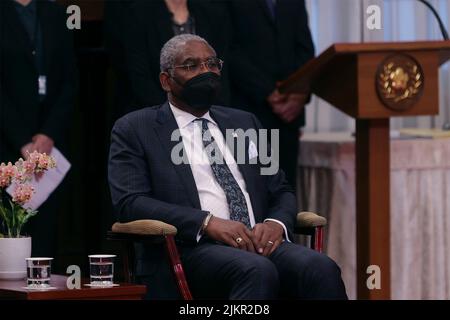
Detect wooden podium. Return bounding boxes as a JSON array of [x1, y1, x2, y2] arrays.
[[279, 41, 450, 299]]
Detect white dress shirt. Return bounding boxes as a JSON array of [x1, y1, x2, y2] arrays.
[[169, 103, 289, 241]]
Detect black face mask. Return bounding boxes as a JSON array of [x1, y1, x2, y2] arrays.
[[172, 72, 221, 110]]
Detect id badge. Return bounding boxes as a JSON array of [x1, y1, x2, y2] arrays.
[[38, 75, 47, 96]]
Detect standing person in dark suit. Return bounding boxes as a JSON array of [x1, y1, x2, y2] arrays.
[[228, 0, 315, 188], [104, 0, 135, 122], [0, 0, 77, 256], [126, 0, 231, 113], [108, 34, 346, 299]]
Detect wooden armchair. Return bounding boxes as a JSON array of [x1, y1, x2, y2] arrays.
[[107, 211, 327, 300]]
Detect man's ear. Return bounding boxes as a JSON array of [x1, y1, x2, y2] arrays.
[[160, 72, 171, 92]]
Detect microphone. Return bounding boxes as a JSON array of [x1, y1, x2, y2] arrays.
[[414, 0, 449, 130], [416, 0, 449, 40]]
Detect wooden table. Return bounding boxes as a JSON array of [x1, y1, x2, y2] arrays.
[[0, 275, 147, 300]]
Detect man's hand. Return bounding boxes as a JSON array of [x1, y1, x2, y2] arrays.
[[205, 217, 255, 252], [250, 221, 284, 257], [31, 134, 54, 155], [275, 93, 309, 124], [268, 89, 309, 123], [267, 88, 287, 114]]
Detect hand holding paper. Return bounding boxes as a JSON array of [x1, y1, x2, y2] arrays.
[[6, 147, 71, 211]]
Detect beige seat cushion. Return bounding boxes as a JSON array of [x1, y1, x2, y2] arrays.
[[296, 211, 327, 228], [112, 219, 177, 236]]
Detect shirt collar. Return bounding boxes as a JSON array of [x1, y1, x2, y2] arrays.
[[169, 102, 217, 129]]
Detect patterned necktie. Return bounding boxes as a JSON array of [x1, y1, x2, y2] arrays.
[[195, 118, 251, 228]]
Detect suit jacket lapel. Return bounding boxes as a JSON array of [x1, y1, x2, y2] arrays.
[[210, 107, 262, 223], [275, 0, 290, 36], [189, 2, 210, 40], [154, 102, 202, 209], [257, 0, 276, 26], [154, 1, 176, 46], [4, 1, 35, 69], [37, 0, 52, 74]]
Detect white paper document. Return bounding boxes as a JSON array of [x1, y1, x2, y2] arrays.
[[7, 147, 71, 211]]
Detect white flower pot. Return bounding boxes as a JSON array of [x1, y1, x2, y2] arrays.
[[0, 237, 32, 280]]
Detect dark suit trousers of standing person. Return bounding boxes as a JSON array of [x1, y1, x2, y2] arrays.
[[23, 178, 65, 258], [268, 115, 300, 191]]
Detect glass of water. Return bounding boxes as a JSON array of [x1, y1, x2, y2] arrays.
[[88, 254, 116, 286], [26, 257, 53, 289]]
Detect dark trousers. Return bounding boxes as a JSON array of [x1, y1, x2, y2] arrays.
[[181, 241, 348, 300], [277, 125, 300, 189], [23, 180, 63, 258]]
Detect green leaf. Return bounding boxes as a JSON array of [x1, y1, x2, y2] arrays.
[[0, 199, 38, 237], [0, 204, 12, 236], [22, 209, 38, 226]]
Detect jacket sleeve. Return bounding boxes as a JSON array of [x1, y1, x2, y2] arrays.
[[295, 0, 315, 67], [108, 117, 209, 242], [227, 2, 275, 107], [125, 5, 166, 108], [0, 83, 33, 152]]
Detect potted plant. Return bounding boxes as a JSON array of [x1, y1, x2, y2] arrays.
[[0, 151, 56, 280]]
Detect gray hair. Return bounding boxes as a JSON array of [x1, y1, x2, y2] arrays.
[[160, 34, 216, 74]]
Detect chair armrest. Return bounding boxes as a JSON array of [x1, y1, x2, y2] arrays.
[[111, 219, 177, 236], [107, 220, 179, 286], [296, 211, 327, 228], [295, 212, 326, 253]]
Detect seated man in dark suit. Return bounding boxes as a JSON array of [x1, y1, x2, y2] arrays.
[[108, 34, 347, 299]]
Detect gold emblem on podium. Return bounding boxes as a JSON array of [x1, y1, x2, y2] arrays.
[[376, 54, 424, 111]]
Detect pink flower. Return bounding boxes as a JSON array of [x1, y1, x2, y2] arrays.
[[13, 159, 34, 183], [0, 162, 17, 188], [24, 151, 56, 172], [28, 151, 41, 164], [23, 160, 37, 174], [0, 152, 56, 190], [0, 176, 11, 188], [2, 162, 16, 178], [12, 183, 35, 205], [38, 155, 49, 170], [14, 172, 25, 183]]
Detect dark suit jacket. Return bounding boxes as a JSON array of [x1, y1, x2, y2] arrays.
[[0, 0, 77, 162], [228, 0, 314, 127], [104, 0, 135, 120], [108, 102, 297, 244], [126, 0, 232, 111]]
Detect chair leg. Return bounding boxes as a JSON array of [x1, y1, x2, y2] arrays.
[[164, 235, 193, 300], [314, 226, 324, 253], [122, 240, 135, 283]]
